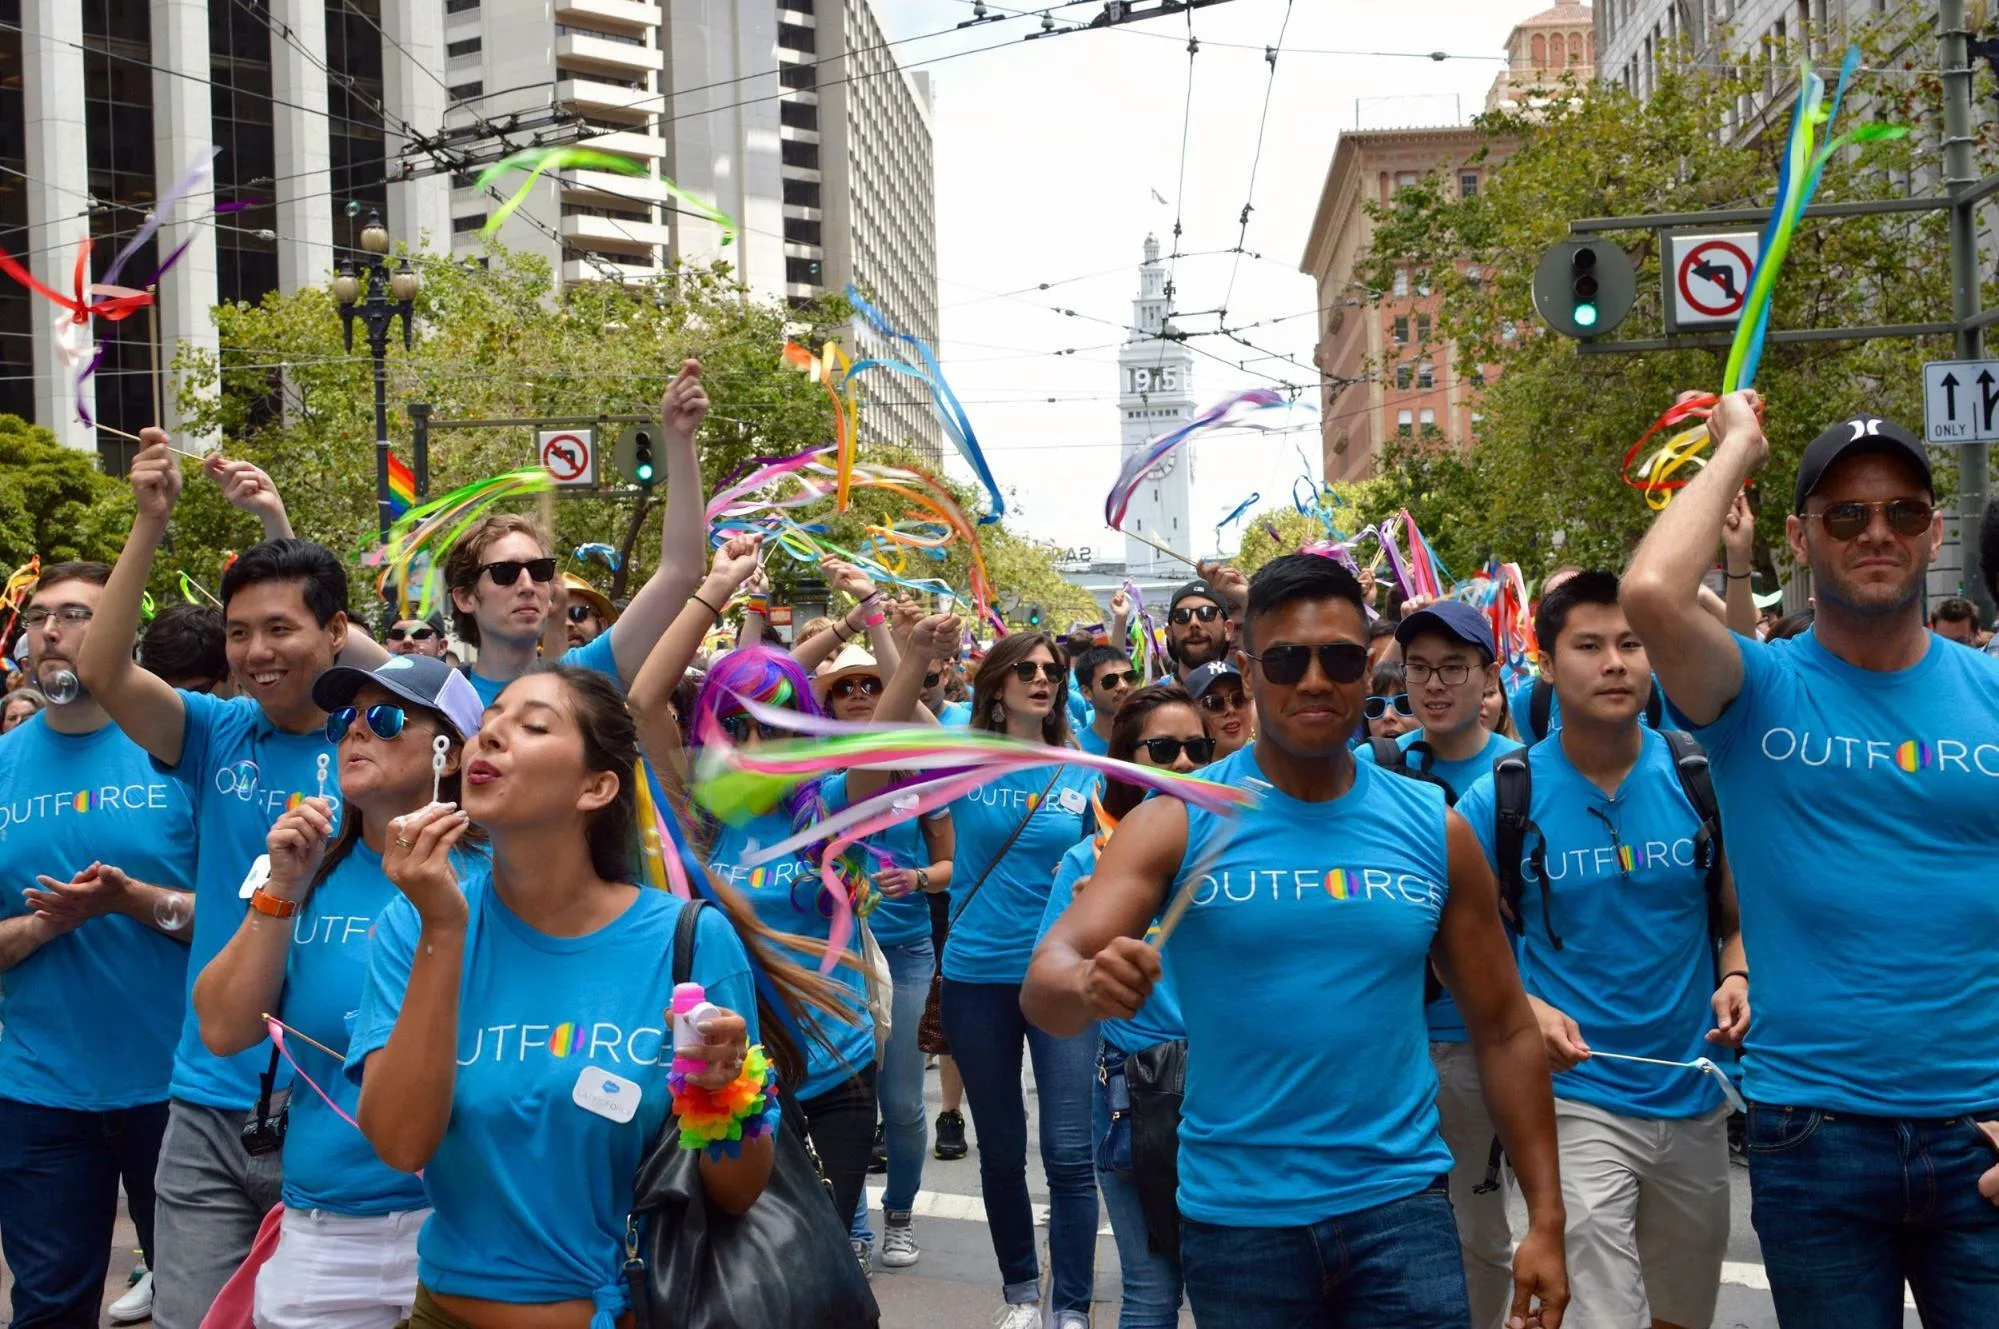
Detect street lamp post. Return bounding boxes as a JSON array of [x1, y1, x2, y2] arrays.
[[331, 211, 421, 544]]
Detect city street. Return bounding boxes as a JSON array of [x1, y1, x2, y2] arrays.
[[1, 1056, 1924, 1328]]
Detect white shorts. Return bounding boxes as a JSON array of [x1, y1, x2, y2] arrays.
[[1556, 1097, 1730, 1329], [252, 1206, 429, 1329]]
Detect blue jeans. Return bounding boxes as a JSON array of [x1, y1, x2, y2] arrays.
[[1179, 1180, 1469, 1329], [940, 978, 1099, 1311], [1746, 1103, 1999, 1329], [853, 938, 935, 1243], [0, 1096, 169, 1329], [1095, 1041, 1184, 1329]]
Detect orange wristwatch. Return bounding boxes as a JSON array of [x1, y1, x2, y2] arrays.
[[249, 888, 301, 919]]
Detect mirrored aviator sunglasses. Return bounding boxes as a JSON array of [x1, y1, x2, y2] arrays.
[[326, 703, 409, 743], [1251, 642, 1370, 686]]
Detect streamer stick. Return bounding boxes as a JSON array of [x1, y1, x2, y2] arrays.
[[147, 284, 163, 427], [1126, 528, 1201, 569]]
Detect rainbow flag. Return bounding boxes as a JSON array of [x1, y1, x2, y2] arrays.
[[387, 452, 417, 518]]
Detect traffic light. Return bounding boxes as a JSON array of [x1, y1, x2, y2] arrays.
[[614, 426, 657, 491], [1027, 604, 1043, 627], [1531, 239, 1636, 339]]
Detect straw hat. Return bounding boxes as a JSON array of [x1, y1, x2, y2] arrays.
[[813, 644, 883, 700], [562, 573, 618, 625]]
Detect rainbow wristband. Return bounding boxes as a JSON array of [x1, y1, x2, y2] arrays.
[[745, 596, 769, 617], [669, 1044, 780, 1159]]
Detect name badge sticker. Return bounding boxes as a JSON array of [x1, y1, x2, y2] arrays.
[[573, 1067, 642, 1123], [1058, 788, 1088, 815], [238, 854, 272, 900]]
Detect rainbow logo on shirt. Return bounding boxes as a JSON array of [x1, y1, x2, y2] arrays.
[[284, 792, 307, 811], [1617, 845, 1638, 873], [1025, 793, 1041, 812], [71, 791, 93, 813], [747, 866, 768, 890], [549, 1023, 582, 1057], [1323, 869, 1353, 900], [1894, 740, 1933, 773]]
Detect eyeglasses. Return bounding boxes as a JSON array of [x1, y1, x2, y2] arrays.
[[1198, 688, 1248, 714], [1009, 661, 1066, 685], [566, 603, 599, 624], [719, 712, 788, 743], [1139, 735, 1216, 764], [386, 625, 437, 643], [1248, 642, 1369, 686], [1096, 668, 1142, 691], [1170, 604, 1225, 626], [828, 676, 882, 701], [467, 557, 557, 588], [18, 606, 94, 630], [1405, 660, 1475, 687], [1364, 693, 1414, 720], [327, 703, 415, 743], [1805, 498, 1935, 541], [923, 671, 941, 688]]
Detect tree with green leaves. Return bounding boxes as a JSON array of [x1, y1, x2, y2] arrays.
[[0, 414, 126, 572]]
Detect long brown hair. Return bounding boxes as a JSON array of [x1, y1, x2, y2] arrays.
[[970, 631, 1070, 746], [537, 664, 854, 1087], [1104, 684, 1199, 821]]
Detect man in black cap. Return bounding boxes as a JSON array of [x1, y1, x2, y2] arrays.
[[1164, 580, 1233, 686], [1625, 391, 1999, 1328]]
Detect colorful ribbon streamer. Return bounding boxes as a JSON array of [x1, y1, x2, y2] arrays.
[[362, 468, 554, 615], [475, 147, 647, 238], [783, 341, 861, 510], [1106, 389, 1294, 531]]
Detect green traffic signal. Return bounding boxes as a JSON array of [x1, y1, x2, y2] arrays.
[[1531, 239, 1635, 339], [1574, 302, 1599, 329]]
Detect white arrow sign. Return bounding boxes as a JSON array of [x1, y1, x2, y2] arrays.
[[1924, 359, 1999, 445]]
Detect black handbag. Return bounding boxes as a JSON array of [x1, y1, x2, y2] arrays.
[[1125, 1037, 1187, 1262], [625, 900, 880, 1329]]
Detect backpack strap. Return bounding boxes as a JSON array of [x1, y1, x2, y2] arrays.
[[1492, 747, 1560, 950], [671, 897, 707, 984], [1643, 685, 1664, 730], [1659, 729, 1725, 940], [1528, 677, 1553, 742], [1368, 735, 1406, 773], [1401, 739, 1461, 806]]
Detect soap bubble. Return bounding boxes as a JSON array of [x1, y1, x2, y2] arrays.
[[154, 892, 192, 933], [41, 669, 80, 705]]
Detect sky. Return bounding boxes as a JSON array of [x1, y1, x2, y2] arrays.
[[864, 0, 1556, 560]]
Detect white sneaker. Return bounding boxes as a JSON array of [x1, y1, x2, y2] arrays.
[[881, 1214, 919, 1268], [1052, 1314, 1090, 1329], [107, 1270, 153, 1325], [851, 1237, 873, 1281], [993, 1302, 1041, 1329]]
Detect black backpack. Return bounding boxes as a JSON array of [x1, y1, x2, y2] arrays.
[[1367, 736, 1464, 806], [1493, 729, 1725, 952], [1525, 675, 1663, 744]]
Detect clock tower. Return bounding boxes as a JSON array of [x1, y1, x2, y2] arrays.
[[1118, 234, 1196, 577]]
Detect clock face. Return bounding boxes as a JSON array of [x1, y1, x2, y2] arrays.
[[1146, 451, 1178, 480]]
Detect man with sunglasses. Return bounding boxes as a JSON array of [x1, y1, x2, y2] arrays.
[[384, 613, 448, 660], [1026, 554, 1567, 1329], [1074, 645, 1141, 755], [1164, 580, 1233, 685], [1455, 570, 1747, 1329], [1626, 392, 1999, 1328]]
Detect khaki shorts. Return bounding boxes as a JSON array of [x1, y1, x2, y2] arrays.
[[1556, 1096, 1731, 1329]]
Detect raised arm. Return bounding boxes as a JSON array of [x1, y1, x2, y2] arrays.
[[193, 798, 331, 1056], [1022, 794, 1186, 1038], [629, 534, 762, 731], [604, 361, 710, 684], [1720, 489, 1760, 639], [735, 565, 771, 648], [791, 558, 887, 672], [847, 613, 959, 803], [1621, 390, 1766, 726], [204, 454, 294, 541], [1432, 809, 1568, 1329], [78, 431, 189, 765]]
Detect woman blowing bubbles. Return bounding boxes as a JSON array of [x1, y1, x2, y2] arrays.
[[344, 665, 846, 1329]]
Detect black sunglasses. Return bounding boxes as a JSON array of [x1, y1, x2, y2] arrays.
[[719, 713, 788, 743], [1198, 688, 1247, 714], [1807, 498, 1934, 541], [386, 625, 437, 643], [566, 603, 599, 624], [829, 676, 883, 701], [1364, 692, 1414, 721], [1170, 604, 1225, 626], [327, 703, 413, 743], [468, 557, 557, 588], [1097, 668, 1142, 691], [1249, 642, 1370, 686], [1010, 661, 1066, 685], [923, 671, 941, 688], [1139, 735, 1216, 764]]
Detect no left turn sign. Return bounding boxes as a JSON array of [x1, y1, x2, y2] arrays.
[[1666, 232, 1760, 329], [538, 429, 595, 487]]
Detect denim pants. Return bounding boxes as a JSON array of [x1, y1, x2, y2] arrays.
[[0, 1096, 169, 1329], [1179, 1179, 1471, 1329], [939, 978, 1099, 1311], [1746, 1103, 1999, 1329], [853, 938, 937, 1244], [1095, 1041, 1184, 1329]]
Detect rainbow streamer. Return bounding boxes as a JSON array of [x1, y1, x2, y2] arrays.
[[1379, 509, 1449, 601], [1215, 492, 1261, 555], [1, 555, 40, 642], [363, 468, 554, 615], [783, 341, 861, 510], [1106, 390, 1294, 531], [573, 541, 622, 572], [177, 571, 221, 608], [475, 147, 648, 238], [845, 284, 1003, 525], [634, 758, 696, 899]]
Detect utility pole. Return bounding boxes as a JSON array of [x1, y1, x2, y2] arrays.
[[1942, 0, 1991, 618]]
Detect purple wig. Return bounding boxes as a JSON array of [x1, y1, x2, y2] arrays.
[[688, 647, 842, 857]]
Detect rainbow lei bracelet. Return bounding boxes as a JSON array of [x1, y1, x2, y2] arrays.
[[669, 1044, 781, 1159]]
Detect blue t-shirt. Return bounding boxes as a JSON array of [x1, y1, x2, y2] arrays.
[[1457, 732, 1722, 1120], [1067, 680, 1093, 732], [277, 844, 443, 1214], [942, 763, 1097, 985], [1170, 746, 1456, 1225], [707, 795, 873, 1101], [1037, 837, 1183, 1052], [835, 775, 940, 952], [465, 630, 620, 708], [1672, 630, 1999, 1116], [939, 701, 973, 728], [348, 883, 758, 1314], [0, 717, 194, 1110], [162, 690, 342, 1109], [1359, 726, 1522, 1041], [1075, 725, 1110, 757]]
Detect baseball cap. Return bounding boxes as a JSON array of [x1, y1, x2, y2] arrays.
[[1793, 416, 1931, 512], [1184, 660, 1243, 699], [1395, 600, 1496, 661], [311, 654, 485, 741], [1171, 580, 1224, 615]]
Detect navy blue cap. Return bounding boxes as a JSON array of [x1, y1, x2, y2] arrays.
[[1395, 600, 1495, 661], [1184, 660, 1243, 699]]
